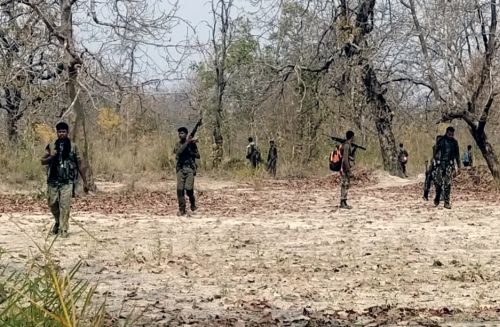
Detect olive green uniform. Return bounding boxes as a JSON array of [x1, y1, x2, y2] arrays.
[[44, 140, 81, 236], [174, 141, 200, 213], [340, 143, 353, 204]]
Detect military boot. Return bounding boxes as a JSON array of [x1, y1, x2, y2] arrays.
[[51, 223, 59, 235], [340, 200, 352, 210], [434, 187, 442, 207], [186, 190, 197, 212], [423, 190, 429, 201]]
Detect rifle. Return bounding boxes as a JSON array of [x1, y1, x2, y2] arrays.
[[190, 118, 203, 138], [329, 136, 367, 151]]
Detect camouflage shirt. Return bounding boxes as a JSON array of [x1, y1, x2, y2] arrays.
[[44, 139, 81, 186], [342, 142, 355, 173]]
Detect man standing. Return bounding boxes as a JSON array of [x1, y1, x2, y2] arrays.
[[174, 127, 200, 216], [398, 143, 409, 177], [246, 137, 261, 168], [266, 140, 278, 177], [463, 145, 473, 167], [340, 130, 355, 209], [41, 122, 88, 238], [423, 135, 442, 201], [433, 126, 461, 209]]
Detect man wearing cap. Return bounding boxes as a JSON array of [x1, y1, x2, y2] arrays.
[[173, 126, 200, 216], [41, 122, 88, 237]]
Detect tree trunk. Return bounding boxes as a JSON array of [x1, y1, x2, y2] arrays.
[[470, 127, 500, 181], [362, 64, 402, 176], [4, 87, 21, 143], [6, 110, 19, 142], [340, 0, 403, 177], [61, 0, 96, 191], [68, 69, 96, 191], [212, 100, 224, 168]]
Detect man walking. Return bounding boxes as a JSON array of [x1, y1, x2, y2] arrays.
[[246, 137, 261, 168], [174, 127, 200, 216], [340, 130, 356, 209], [266, 140, 278, 177], [433, 126, 461, 209], [398, 143, 409, 177], [423, 135, 442, 201], [41, 122, 88, 238]]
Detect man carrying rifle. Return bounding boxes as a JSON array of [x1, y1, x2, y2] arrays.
[[340, 130, 356, 209], [174, 124, 201, 216], [41, 122, 88, 238]]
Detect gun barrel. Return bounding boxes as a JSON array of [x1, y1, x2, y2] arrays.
[[329, 136, 366, 151], [190, 118, 203, 137]]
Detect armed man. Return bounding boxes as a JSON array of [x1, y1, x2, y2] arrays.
[[174, 126, 200, 216], [433, 126, 461, 209], [340, 130, 356, 209], [423, 135, 442, 201], [266, 139, 278, 177], [246, 137, 261, 168], [41, 122, 88, 238]]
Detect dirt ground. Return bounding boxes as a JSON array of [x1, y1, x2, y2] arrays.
[[1, 171, 500, 326]]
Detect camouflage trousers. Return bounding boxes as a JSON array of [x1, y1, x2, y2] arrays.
[[48, 183, 73, 233], [433, 165, 454, 205], [176, 167, 195, 211], [340, 171, 350, 201]]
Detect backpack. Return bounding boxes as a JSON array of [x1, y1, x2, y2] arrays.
[[329, 145, 343, 172], [251, 145, 261, 164]]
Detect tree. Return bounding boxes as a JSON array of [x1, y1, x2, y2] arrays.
[[19, 0, 188, 188], [337, 0, 403, 176], [208, 0, 233, 167], [401, 0, 500, 180], [0, 2, 58, 142]]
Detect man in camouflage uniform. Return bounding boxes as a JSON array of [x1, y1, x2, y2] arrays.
[[174, 127, 200, 216], [433, 126, 461, 209], [423, 135, 442, 201], [340, 130, 356, 209], [41, 122, 88, 238], [266, 139, 278, 177]]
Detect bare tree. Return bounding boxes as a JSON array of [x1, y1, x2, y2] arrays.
[[209, 0, 233, 167], [402, 0, 499, 180], [0, 1, 58, 142], [338, 0, 403, 176], [18, 0, 190, 188]]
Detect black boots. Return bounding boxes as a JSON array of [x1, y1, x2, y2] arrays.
[[186, 190, 197, 212], [177, 189, 197, 216], [340, 200, 352, 209]]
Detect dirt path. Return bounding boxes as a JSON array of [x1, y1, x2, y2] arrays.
[[1, 174, 499, 326]]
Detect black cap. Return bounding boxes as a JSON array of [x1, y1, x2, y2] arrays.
[[178, 127, 188, 134]]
